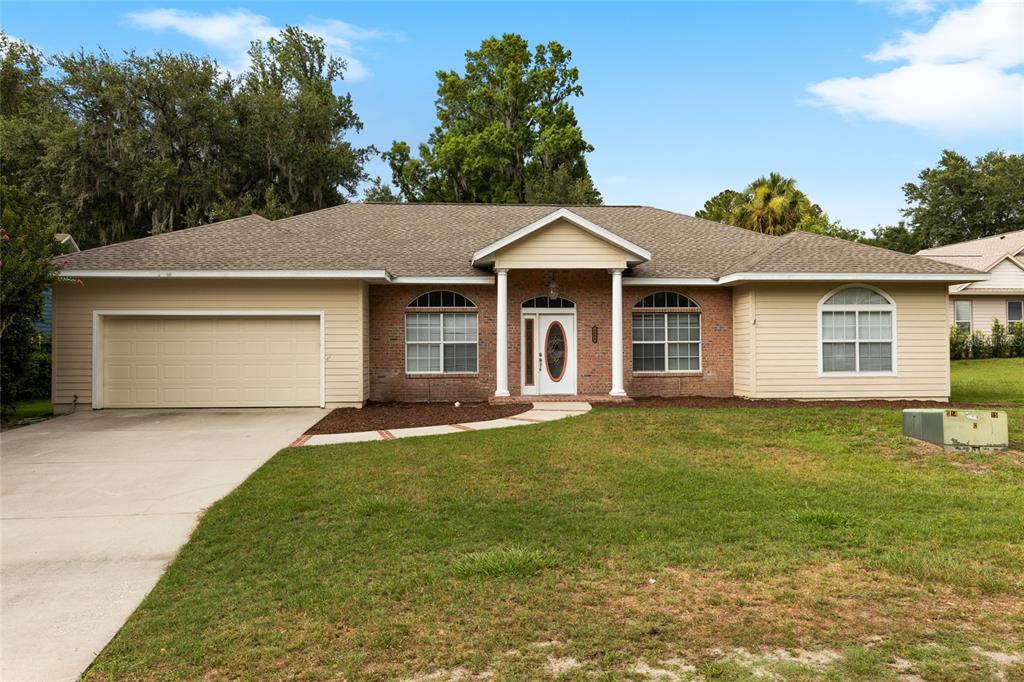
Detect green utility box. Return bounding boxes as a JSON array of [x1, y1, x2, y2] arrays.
[[902, 409, 1009, 451]]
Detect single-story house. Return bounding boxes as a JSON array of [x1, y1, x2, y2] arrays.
[[53, 204, 987, 412], [917, 230, 1024, 334]]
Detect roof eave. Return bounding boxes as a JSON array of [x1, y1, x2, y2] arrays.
[[60, 269, 395, 283], [717, 271, 990, 284]]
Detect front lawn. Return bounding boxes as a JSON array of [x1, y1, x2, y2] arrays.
[[0, 398, 53, 427], [87, 406, 1024, 681], [951, 358, 1024, 404]]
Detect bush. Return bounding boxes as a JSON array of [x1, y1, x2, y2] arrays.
[[989, 318, 1010, 358], [949, 324, 970, 359], [969, 330, 991, 359], [1011, 321, 1024, 357]]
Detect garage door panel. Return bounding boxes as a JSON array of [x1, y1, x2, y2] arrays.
[[102, 316, 320, 407]]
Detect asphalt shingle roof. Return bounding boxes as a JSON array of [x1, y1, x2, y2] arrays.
[[60, 204, 980, 280]]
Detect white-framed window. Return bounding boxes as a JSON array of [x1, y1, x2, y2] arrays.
[[1008, 300, 1023, 326], [819, 286, 896, 375], [954, 300, 972, 333], [632, 292, 701, 372], [405, 292, 478, 373]]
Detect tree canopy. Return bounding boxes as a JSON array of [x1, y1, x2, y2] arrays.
[[381, 34, 601, 204], [868, 150, 1024, 253], [696, 172, 822, 236], [0, 28, 369, 249]]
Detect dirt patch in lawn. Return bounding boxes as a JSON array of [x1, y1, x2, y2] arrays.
[[603, 397, 1013, 409], [305, 401, 531, 435]]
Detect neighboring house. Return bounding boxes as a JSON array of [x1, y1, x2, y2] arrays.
[[52, 205, 985, 412], [33, 233, 81, 336], [918, 230, 1024, 335]]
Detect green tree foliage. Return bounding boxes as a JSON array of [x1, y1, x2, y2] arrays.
[[0, 28, 369, 248], [695, 172, 823, 236], [694, 189, 743, 223], [870, 150, 1024, 253], [0, 180, 62, 405], [795, 212, 865, 241], [363, 177, 401, 203], [381, 34, 601, 204]]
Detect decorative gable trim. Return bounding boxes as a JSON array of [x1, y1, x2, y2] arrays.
[[471, 208, 651, 267]]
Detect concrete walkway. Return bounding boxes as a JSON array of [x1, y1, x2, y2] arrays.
[[295, 401, 592, 447], [1, 408, 323, 682]]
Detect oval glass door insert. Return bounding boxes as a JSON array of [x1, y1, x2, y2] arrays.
[[545, 322, 566, 381]]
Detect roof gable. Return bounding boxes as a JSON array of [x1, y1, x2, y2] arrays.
[[471, 208, 651, 267]]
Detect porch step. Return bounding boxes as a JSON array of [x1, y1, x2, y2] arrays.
[[490, 394, 633, 405]]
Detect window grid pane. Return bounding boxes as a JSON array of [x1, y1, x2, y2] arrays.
[[823, 342, 856, 372], [667, 342, 700, 371], [822, 311, 856, 341], [632, 342, 665, 372], [857, 311, 892, 341], [858, 342, 893, 372]]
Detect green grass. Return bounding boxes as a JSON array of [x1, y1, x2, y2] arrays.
[[1, 398, 53, 425], [86, 405, 1024, 681], [951, 358, 1024, 403]]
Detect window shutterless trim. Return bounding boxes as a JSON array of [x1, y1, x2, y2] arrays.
[[1006, 300, 1023, 325], [954, 299, 973, 333], [816, 284, 897, 377], [404, 312, 479, 374], [631, 311, 702, 373]]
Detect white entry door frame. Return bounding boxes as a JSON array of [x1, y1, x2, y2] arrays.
[[520, 309, 577, 396]]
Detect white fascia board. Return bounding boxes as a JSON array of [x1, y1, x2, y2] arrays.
[[62, 269, 393, 282], [718, 272, 990, 284], [621, 278, 719, 286], [390, 276, 495, 285], [471, 208, 652, 265]]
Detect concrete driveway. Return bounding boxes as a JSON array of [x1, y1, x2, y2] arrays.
[[1, 408, 322, 682]]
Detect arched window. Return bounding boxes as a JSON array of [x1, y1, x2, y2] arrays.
[[632, 292, 701, 372], [634, 292, 699, 309], [521, 296, 576, 309], [819, 285, 895, 374], [405, 291, 478, 373], [408, 291, 476, 308]]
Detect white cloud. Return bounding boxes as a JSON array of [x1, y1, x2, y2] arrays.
[[125, 8, 389, 80], [808, 0, 1024, 135], [885, 0, 936, 16]]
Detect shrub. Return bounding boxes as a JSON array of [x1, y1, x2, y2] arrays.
[[989, 318, 1010, 358], [949, 324, 970, 360], [1011, 321, 1024, 358], [969, 330, 990, 359]]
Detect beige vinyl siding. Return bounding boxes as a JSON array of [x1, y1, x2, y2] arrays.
[[52, 278, 366, 409], [492, 219, 630, 269], [968, 258, 1024, 289], [732, 285, 754, 397], [949, 295, 1024, 332], [747, 283, 950, 400]]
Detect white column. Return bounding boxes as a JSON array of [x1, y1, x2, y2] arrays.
[[610, 268, 626, 396], [495, 268, 510, 397]]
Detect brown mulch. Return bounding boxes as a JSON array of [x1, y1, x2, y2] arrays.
[[305, 401, 531, 435], [601, 396, 1015, 410]]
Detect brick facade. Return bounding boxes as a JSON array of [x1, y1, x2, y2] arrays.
[[368, 272, 733, 402]]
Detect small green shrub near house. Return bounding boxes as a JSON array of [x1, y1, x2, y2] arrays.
[[950, 320, 1024, 360]]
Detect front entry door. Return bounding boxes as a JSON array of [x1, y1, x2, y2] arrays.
[[523, 313, 576, 395]]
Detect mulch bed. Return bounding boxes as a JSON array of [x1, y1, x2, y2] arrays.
[[305, 401, 531, 435], [601, 396, 1012, 409]]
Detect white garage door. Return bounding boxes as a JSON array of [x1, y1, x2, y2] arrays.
[[102, 316, 321, 408]]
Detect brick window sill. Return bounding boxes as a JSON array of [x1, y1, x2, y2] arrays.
[[632, 372, 704, 378], [405, 373, 480, 379]]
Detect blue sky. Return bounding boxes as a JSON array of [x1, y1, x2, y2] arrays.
[[3, 1, 1021, 232]]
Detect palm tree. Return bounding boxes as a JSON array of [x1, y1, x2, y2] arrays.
[[731, 172, 819, 236]]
